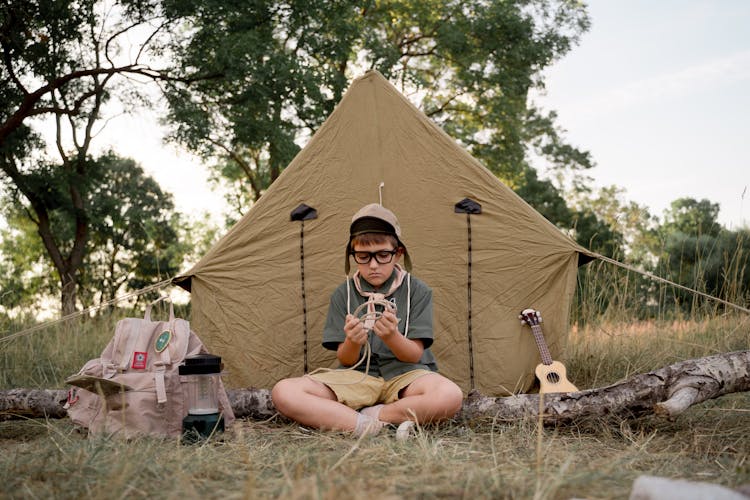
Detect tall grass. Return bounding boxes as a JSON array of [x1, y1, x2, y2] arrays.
[[1, 268, 748, 499], [574, 252, 749, 327], [0, 302, 190, 389]]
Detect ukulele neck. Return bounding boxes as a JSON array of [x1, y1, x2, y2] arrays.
[[530, 324, 553, 365]]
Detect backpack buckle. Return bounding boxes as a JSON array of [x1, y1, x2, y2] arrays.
[[64, 388, 79, 409]]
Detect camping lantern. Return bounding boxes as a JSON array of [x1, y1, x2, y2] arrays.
[[179, 353, 225, 442]]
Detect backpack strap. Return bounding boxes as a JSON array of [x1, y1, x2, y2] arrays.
[[144, 296, 175, 322], [147, 297, 177, 405], [154, 325, 174, 405]]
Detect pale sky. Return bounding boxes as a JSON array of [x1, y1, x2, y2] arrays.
[[534, 0, 750, 229], [98, 0, 750, 230]]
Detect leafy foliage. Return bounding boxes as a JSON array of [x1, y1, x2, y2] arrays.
[[651, 199, 750, 310], [660, 198, 722, 238], [0, 153, 187, 314], [160, 0, 593, 217], [0, 212, 54, 310], [515, 169, 625, 256], [576, 196, 750, 321], [0, 0, 182, 315], [82, 153, 187, 304]]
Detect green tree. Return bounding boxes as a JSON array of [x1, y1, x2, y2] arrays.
[[570, 185, 657, 259], [660, 198, 722, 238], [0, 212, 53, 311], [515, 167, 572, 228], [569, 209, 623, 258], [0, 153, 187, 314], [0, 0, 178, 314], [82, 153, 187, 305], [161, 0, 593, 214], [652, 198, 749, 312], [515, 169, 626, 257]]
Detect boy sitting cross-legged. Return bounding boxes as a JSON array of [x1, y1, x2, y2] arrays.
[[271, 203, 463, 437]]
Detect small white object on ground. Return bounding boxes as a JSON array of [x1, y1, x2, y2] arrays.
[[629, 475, 749, 500], [395, 420, 415, 441]]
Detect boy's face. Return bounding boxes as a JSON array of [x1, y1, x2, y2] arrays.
[[352, 241, 402, 289]]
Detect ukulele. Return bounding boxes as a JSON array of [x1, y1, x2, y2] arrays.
[[519, 308, 578, 394]]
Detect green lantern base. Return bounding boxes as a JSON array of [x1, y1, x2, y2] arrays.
[[181, 413, 225, 444]]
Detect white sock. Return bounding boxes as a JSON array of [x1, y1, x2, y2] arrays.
[[353, 413, 384, 437], [358, 404, 384, 421]]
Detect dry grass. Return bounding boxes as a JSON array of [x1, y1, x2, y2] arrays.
[[1, 398, 748, 499], [1, 306, 749, 498], [567, 313, 750, 389]]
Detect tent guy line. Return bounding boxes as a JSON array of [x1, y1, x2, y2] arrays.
[[0, 279, 172, 344], [593, 253, 750, 315]]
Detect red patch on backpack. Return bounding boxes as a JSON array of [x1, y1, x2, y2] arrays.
[[132, 351, 148, 370]]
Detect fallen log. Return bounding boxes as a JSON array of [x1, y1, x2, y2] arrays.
[[0, 388, 70, 420], [462, 349, 750, 424], [1, 350, 748, 423]]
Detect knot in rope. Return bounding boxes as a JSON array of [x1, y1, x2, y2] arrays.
[[352, 298, 397, 332]]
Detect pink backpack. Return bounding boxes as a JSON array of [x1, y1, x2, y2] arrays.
[[66, 298, 235, 438]]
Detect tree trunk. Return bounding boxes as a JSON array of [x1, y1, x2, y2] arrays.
[[2, 350, 748, 423], [60, 272, 79, 317]]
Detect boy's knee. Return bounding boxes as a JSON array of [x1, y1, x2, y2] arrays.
[[271, 378, 295, 411], [442, 382, 464, 414], [428, 379, 463, 416]]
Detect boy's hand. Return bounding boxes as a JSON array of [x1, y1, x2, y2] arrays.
[[372, 309, 399, 340], [344, 314, 368, 345]]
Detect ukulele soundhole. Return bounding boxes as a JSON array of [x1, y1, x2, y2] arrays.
[[546, 372, 560, 384]]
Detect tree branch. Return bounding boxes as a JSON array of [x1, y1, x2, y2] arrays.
[[425, 91, 467, 117], [0, 39, 27, 94], [206, 136, 263, 199], [0, 65, 194, 145]]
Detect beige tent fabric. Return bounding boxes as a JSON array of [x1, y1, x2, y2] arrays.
[[176, 70, 593, 396]]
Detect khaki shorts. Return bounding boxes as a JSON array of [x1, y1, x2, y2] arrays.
[[307, 369, 432, 410]]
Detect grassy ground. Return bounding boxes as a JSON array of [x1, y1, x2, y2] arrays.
[[1, 396, 748, 499], [1, 309, 749, 499]]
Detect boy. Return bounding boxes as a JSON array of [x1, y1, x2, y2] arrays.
[[271, 203, 463, 437]]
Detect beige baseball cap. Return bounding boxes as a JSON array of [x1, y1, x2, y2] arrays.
[[345, 203, 412, 274]]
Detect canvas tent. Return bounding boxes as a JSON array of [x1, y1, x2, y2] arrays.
[[175, 70, 594, 397]]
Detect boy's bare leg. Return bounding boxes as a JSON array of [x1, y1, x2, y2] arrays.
[[271, 376, 360, 431], [378, 373, 463, 424]]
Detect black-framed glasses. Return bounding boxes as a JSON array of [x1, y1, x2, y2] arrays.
[[351, 249, 398, 265]]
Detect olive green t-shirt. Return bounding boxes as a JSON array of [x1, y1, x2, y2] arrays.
[[322, 271, 438, 380]]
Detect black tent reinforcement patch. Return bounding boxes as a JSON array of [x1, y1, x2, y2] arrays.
[[290, 203, 319, 221], [454, 197, 482, 214]]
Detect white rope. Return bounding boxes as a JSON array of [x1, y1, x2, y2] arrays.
[[307, 298, 398, 385], [0, 279, 173, 344], [592, 252, 750, 315]]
